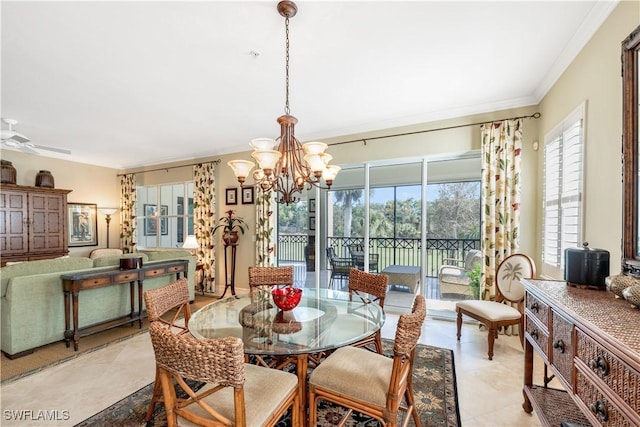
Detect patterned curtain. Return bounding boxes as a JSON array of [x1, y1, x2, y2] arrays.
[[119, 173, 136, 253], [193, 162, 216, 293], [255, 188, 276, 267], [480, 119, 523, 299]]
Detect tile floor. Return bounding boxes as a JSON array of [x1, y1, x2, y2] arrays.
[[0, 296, 544, 427]]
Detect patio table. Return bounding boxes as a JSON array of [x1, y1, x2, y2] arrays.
[[381, 265, 421, 293]]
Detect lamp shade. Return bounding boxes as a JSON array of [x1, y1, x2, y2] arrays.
[[228, 160, 255, 180], [182, 235, 199, 250], [99, 207, 118, 215]]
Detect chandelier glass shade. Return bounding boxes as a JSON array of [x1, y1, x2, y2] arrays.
[[228, 0, 340, 205]]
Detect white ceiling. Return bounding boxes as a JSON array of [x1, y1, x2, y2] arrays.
[[1, 1, 617, 169]]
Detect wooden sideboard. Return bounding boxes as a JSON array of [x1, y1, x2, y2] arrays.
[[522, 279, 640, 426], [61, 259, 189, 351], [0, 184, 72, 266]]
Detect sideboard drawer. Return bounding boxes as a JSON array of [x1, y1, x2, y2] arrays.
[[167, 265, 185, 274], [525, 316, 549, 360], [525, 292, 549, 328], [551, 311, 574, 387], [115, 272, 139, 282], [576, 329, 640, 415], [144, 268, 166, 277], [576, 369, 635, 427], [78, 276, 111, 289]]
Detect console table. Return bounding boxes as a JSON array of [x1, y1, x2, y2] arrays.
[[61, 259, 188, 351], [522, 279, 640, 426]]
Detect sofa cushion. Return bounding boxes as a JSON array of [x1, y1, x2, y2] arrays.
[[1, 257, 94, 297], [141, 249, 192, 261], [89, 248, 124, 259], [92, 253, 149, 268]]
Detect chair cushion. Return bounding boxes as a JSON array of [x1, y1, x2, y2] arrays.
[[309, 346, 392, 407], [439, 266, 470, 285], [181, 363, 297, 426], [456, 300, 521, 322]]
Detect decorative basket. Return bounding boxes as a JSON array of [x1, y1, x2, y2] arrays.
[[271, 287, 302, 311]]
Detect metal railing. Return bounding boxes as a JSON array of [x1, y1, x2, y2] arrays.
[[277, 234, 480, 277]]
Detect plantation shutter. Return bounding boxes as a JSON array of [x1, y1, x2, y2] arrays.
[[542, 107, 584, 276]]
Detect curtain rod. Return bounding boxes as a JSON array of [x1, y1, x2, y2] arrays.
[[117, 159, 221, 177], [328, 112, 541, 147]]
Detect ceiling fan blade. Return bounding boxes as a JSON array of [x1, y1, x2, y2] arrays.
[[32, 144, 72, 155], [19, 144, 39, 155], [0, 130, 30, 143]]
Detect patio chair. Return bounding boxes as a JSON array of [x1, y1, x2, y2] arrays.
[[142, 278, 192, 422], [327, 247, 354, 289], [438, 249, 482, 299], [308, 295, 426, 427], [148, 322, 301, 427], [351, 252, 380, 273]]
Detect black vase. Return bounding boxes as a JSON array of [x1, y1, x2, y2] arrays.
[[35, 170, 54, 188], [1, 160, 16, 184]]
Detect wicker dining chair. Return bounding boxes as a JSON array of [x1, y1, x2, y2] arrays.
[[308, 295, 427, 427], [248, 266, 294, 296], [143, 278, 192, 422], [148, 322, 301, 427], [348, 267, 389, 354]]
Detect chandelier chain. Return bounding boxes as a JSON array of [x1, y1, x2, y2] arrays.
[[284, 16, 291, 115]]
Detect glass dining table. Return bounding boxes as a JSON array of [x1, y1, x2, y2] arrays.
[[188, 287, 385, 422]]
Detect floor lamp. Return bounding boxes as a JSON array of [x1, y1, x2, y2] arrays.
[[99, 207, 118, 248]]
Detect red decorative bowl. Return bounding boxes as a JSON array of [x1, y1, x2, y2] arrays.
[[271, 287, 302, 311]]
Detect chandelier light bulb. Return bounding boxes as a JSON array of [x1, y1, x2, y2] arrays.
[[227, 160, 255, 183]]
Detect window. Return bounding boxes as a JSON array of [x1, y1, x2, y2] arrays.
[[542, 105, 584, 277], [136, 182, 194, 248]]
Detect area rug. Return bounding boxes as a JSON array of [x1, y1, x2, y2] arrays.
[[76, 340, 460, 427]]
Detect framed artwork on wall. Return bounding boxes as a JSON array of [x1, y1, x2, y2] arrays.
[[309, 198, 316, 213], [226, 188, 238, 205], [309, 216, 316, 231], [242, 187, 255, 204], [144, 204, 168, 236], [68, 203, 98, 247]]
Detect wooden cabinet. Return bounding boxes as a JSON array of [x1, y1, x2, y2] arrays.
[[522, 279, 640, 427], [0, 184, 72, 266]]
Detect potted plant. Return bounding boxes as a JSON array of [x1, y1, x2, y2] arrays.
[[467, 262, 483, 300], [212, 210, 248, 245]]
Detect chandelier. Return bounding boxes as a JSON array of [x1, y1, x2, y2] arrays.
[[228, 0, 340, 205]]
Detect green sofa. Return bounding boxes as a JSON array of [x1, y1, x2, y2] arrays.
[[0, 249, 196, 358]]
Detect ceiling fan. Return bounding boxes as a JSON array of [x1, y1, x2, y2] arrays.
[[1, 118, 71, 155]]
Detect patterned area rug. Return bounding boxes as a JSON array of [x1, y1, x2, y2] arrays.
[[75, 341, 460, 427]]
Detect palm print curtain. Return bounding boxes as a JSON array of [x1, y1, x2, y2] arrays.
[[255, 188, 275, 266], [480, 118, 522, 299], [119, 173, 136, 253], [193, 162, 216, 293]]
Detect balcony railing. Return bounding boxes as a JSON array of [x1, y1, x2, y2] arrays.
[[277, 234, 480, 277]]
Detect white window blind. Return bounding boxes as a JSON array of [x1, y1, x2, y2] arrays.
[[542, 106, 584, 277]]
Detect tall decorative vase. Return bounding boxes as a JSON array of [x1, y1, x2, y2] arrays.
[[35, 170, 54, 188], [1, 160, 17, 184]]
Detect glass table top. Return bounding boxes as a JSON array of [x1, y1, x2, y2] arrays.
[[189, 288, 385, 355]]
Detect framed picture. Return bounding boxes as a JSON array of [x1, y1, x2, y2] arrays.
[[309, 216, 316, 231], [309, 198, 316, 213], [144, 204, 168, 236], [242, 186, 254, 204], [226, 188, 238, 205], [68, 203, 98, 247]]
